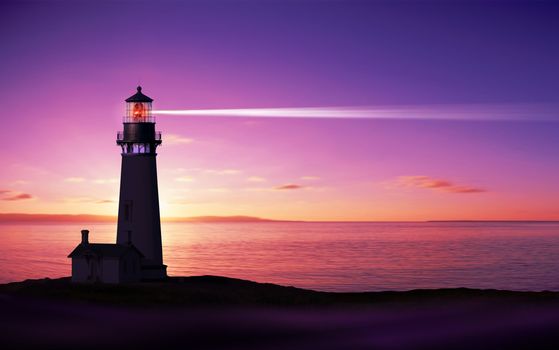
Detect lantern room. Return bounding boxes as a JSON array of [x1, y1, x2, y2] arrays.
[[117, 86, 161, 155], [125, 86, 154, 122]]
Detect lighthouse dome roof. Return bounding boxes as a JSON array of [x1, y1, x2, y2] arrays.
[[125, 86, 154, 103]]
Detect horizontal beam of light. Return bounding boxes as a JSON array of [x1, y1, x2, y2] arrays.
[[153, 104, 558, 122]]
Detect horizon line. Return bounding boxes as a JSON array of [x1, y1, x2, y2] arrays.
[[0, 213, 557, 224]]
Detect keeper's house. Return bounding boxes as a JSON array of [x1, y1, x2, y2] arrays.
[[68, 230, 143, 283]]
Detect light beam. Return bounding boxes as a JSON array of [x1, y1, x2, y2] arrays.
[[153, 104, 558, 122]]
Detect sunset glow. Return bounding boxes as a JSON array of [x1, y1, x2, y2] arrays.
[[1, 1, 558, 221], [5, 3, 559, 349]]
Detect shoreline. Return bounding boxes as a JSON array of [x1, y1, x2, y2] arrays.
[[3, 276, 559, 349], [3, 275, 559, 306]]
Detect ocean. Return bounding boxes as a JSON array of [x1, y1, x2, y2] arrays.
[[1, 221, 559, 292]]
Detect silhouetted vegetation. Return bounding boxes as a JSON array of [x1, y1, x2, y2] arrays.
[[3, 276, 559, 308]]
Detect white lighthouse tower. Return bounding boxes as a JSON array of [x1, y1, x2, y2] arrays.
[[116, 86, 167, 279]]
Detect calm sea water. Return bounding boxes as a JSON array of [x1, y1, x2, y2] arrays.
[[1, 222, 559, 292]]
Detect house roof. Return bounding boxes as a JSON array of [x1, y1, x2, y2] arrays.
[[68, 243, 144, 258], [125, 86, 154, 103]]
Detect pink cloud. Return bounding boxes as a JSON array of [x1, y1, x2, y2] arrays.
[[164, 134, 194, 145], [96, 199, 114, 204], [446, 186, 486, 194], [396, 176, 486, 194], [275, 184, 304, 190], [3, 193, 33, 201]]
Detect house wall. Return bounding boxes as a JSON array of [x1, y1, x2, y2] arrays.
[[71, 258, 89, 283], [101, 258, 120, 284], [120, 252, 142, 283], [71, 249, 142, 284]]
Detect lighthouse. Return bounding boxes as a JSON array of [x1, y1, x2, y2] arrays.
[[69, 87, 166, 283], [116, 86, 167, 279]]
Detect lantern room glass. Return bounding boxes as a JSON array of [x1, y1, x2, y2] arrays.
[[125, 102, 153, 122]]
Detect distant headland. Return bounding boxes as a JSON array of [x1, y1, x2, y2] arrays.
[[0, 213, 556, 224], [0, 213, 289, 223]]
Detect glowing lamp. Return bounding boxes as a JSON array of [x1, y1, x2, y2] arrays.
[[133, 103, 145, 118], [125, 86, 153, 122]]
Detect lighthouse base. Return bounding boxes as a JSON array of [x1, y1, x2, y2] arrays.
[[141, 264, 168, 281]]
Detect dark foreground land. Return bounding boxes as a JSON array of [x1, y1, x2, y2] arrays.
[[2, 276, 559, 349]]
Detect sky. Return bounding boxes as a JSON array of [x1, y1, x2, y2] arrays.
[[0, 0, 558, 221]]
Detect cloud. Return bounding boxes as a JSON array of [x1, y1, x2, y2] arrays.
[[3, 193, 33, 201], [11, 180, 30, 185], [444, 186, 487, 194], [300, 176, 320, 180], [207, 188, 230, 193], [247, 176, 266, 182], [61, 196, 96, 203], [164, 134, 194, 145], [395, 176, 486, 194], [275, 184, 304, 190], [96, 199, 114, 204], [207, 169, 241, 175], [175, 176, 195, 182], [181, 168, 242, 175], [62, 196, 113, 203], [244, 187, 269, 192], [92, 178, 118, 184], [0, 190, 34, 201], [65, 177, 86, 183]]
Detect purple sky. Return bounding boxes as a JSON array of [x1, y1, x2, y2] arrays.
[[1, 0, 558, 220]]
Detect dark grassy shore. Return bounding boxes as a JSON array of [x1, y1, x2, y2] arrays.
[[2, 276, 559, 349]]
